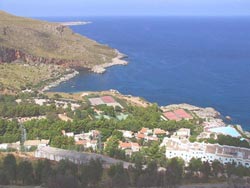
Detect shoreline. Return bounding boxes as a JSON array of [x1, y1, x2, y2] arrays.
[[58, 21, 92, 26], [91, 50, 128, 74], [41, 69, 79, 92], [41, 50, 128, 92]]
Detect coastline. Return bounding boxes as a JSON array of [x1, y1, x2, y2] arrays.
[[58, 21, 92, 26], [41, 49, 128, 92], [41, 69, 79, 92], [91, 50, 128, 74]]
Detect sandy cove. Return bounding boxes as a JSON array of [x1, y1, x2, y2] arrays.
[[91, 50, 128, 74]]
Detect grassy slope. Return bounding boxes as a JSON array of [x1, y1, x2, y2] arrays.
[[0, 63, 66, 91], [0, 11, 117, 67]]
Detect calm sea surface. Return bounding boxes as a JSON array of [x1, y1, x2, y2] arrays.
[[46, 17, 250, 129]]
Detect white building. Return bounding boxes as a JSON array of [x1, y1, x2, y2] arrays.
[[119, 130, 134, 138], [162, 137, 250, 167], [24, 139, 49, 150], [176, 128, 190, 137]]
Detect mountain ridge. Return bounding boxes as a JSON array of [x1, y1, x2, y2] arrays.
[[0, 11, 117, 70]]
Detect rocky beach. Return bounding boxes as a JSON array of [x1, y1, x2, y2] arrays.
[[91, 50, 128, 74], [41, 70, 79, 92]]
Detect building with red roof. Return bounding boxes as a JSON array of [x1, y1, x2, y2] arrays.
[[119, 141, 140, 153], [136, 133, 146, 139], [154, 128, 167, 135]]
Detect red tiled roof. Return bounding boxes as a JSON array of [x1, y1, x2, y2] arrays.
[[119, 142, 139, 149], [75, 140, 87, 145], [119, 142, 132, 148], [163, 112, 181, 121], [174, 109, 192, 119], [137, 133, 146, 139], [140, 127, 148, 134], [101, 96, 116, 103], [154, 128, 166, 135]]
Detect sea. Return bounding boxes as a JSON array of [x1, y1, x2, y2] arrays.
[[44, 16, 250, 130]]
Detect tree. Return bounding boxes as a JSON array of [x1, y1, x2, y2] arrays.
[[0, 170, 9, 185], [3, 154, 17, 184], [143, 142, 165, 163], [188, 158, 203, 176], [225, 162, 237, 177], [80, 158, 103, 187], [128, 153, 144, 186], [17, 160, 34, 185], [137, 161, 158, 188], [56, 160, 77, 176], [108, 163, 129, 188], [201, 161, 211, 179], [48, 174, 79, 188], [104, 136, 119, 157], [165, 158, 184, 187], [112, 130, 124, 141], [51, 136, 75, 149], [34, 159, 53, 185], [211, 160, 224, 177]]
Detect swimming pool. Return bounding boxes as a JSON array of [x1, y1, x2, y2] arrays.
[[209, 126, 241, 137]]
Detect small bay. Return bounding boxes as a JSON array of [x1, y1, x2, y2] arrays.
[[48, 16, 250, 129]]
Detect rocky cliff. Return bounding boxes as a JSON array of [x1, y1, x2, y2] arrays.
[[0, 11, 117, 69]]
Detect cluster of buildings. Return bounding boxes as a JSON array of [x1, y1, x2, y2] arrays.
[[62, 130, 100, 150], [10, 97, 250, 167], [161, 136, 250, 167], [117, 127, 169, 156], [119, 127, 168, 141], [0, 139, 49, 151], [160, 127, 250, 167], [33, 98, 81, 111], [119, 141, 140, 156]]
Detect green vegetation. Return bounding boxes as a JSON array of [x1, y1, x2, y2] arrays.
[[0, 11, 116, 66], [0, 120, 20, 143], [199, 134, 250, 148], [0, 63, 66, 91], [0, 92, 249, 187], [0, 154, 249, 188]]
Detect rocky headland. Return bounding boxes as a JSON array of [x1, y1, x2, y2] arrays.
[[0, 11, 125, 71], [0, 11, 128, 92]]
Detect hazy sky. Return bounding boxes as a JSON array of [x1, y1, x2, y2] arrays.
[[1, 0, 250, 17]]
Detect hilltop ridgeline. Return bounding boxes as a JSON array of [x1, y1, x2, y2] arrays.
[[0, 11, 118, 70]]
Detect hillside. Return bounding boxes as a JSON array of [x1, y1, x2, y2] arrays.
[[0, 11, 117, 69]]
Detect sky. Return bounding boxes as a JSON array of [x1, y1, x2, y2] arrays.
[[1, 0, 250, 17]]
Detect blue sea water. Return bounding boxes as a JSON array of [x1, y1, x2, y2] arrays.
[[47, 17, 250, 129]]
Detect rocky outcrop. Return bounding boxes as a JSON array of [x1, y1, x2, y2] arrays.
[[0, 46, 90, 69], [0, 11, 119, 71]]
